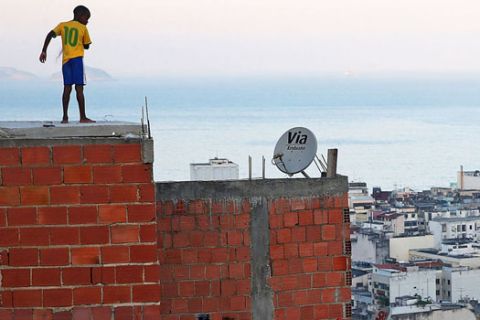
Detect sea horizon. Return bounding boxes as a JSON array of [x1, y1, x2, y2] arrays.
[[1, 75, 479, 191]]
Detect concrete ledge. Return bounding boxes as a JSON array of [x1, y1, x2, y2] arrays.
[[0, 121, 144, 139], [156, 176, 348, 201]]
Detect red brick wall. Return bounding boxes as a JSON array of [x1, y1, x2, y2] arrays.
[[158, 199, 252, 320], [0, 142, 159, 319], [157, 194, 351, 320], [269, 197, 351, 320]]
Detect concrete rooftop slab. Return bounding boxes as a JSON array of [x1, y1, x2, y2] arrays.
[[0, 121, 145, 139]]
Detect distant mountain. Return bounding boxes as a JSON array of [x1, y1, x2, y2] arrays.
[[50, 66, 113, 81], [0, 67, 38, 80]]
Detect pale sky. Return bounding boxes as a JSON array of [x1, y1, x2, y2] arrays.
[[2, 0, 480, 77]]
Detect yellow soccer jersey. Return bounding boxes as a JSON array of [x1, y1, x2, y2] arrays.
[[53, 20, 92, 64]]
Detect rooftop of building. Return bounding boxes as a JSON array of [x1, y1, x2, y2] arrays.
[[0, 121, 145, 140]]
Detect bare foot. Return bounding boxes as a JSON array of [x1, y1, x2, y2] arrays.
[[61, 118, 69, 124], [80, 118, 96, 123]]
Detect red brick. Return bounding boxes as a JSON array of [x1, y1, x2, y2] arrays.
[[298, 210, 314, 225], [0, 228, 19, 246], [284, 212, 298, 227], [73, 287, 101, 305], [43, 288, 72, 307], [101, 246, 130, 264], [103, 286, 131, 304], [79, 185, 109, 204], [314, 242, 328, 256], [91, 266, 115, 284], [32, 268, 61, 286], [226, 231, 242, 246], [138, 184, 155, 202], [50, 227, 79, 245], [0, 208, 5, 227], [132, 284, 160, 303], [306, 225, 322, 242], [21, 147, 51, 166], [122, 164, 152, 183], [317, 257, 333, 271], [328, 208, 343, 224], [0, 249, 8, 265], [7, 207, 36, 226], [116, 265, 144, 284], [271, 260, 288, 276], [328, 303, 344, 318], [299, 243, 313, 257], [0, 291, 13, 308], [1, 268, 30, 287], [130, 244, 157, 263], [332, 256, 348, 271], [0, 148, 19, 165], [19, 227, 49, 245], [321, 224, 336, 241], [113, 144, 142, 163], [50, 186, 80, 204], [52, 146, 82, 165], [12, 289, 42, 307], [68, 206, 97, 224], [127, 204, 155, 222], [111, 225, 139, 243], [270, 244, 284, 259], [40, 248, 69, 266], [32, 167, 62, 185], [62, 267, 92, 285], [1, 168, 31, 185], [302, 257, 318, 272], [276, 228, 291, 244], [9, 248, 38, 266], [139, 224, 156, 242], [20, 186, 49, 205], [83, 144, 113, 163], [93, 166, 122, 184], [38, 207, 67, 225], [228, 263, 245, 279], [114, 307, 133, 320], [110, 185, 137, 203], [99, 204, 126, 223], [71, 247, 100, 265], [0, 187, 20, 206], [80, 226, 109, 244], [33, 310, 53, 320], [312, 272, 326, 287], [324, 271, 343, 287], [314, 209, 328, 225], [284, 243, 299, 258]]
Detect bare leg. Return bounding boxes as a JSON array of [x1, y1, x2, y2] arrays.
[[75, 85, 95, 123], [62, 85, 72, 123]]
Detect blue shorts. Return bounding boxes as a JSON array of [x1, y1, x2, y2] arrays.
[[62, 57, 85, 85]]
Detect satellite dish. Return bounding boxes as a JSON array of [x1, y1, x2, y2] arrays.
[[273, 127, 318, 176]]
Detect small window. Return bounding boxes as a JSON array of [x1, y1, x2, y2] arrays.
[[436, 290, 440, 295], [448, 280, 451, 285], [436, 279, 440, 284]]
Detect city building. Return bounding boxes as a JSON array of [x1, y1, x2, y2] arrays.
[[190, 157, 239, 181]]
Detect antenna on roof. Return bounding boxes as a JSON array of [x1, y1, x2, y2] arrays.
[[144, 96, 152, 139], [141, 105, 145, 137]]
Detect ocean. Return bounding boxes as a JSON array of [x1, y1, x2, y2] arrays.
[[1, 76, 479, 191]]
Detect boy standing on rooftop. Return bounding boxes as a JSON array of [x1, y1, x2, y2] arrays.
[[39, 5, 95, 123]]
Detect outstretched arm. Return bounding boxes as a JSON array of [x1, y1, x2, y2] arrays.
[[39, 31, 56, 63]]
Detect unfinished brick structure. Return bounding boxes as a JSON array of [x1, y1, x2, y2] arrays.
[[157, 179, 351, 320], [0, 122, 351, 320], [0, 123, 159, 319]]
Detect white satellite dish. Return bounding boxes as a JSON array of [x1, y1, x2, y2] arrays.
[[273, 127, 318, 176]]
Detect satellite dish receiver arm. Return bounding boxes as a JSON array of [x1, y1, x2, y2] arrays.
[[300, 171, 310, 178]]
